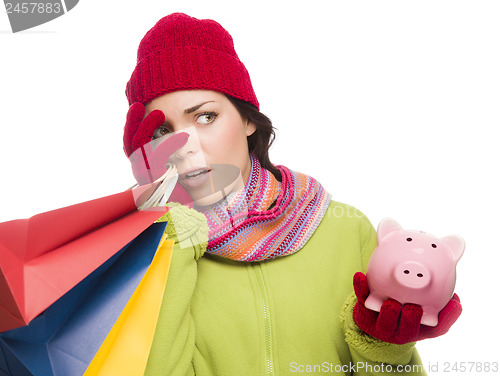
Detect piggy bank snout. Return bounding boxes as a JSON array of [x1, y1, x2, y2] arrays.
[[394, 261, 431, 289]]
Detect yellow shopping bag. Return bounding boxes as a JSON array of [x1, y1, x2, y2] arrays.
[[84, 234, 174, 376]]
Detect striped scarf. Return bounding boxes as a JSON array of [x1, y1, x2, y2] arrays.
[[197, 154, 331, 262]]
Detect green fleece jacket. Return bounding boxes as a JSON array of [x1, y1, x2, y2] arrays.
[[144, 201, 427, 376]]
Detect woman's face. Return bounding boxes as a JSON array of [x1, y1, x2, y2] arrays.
[[144, 90, 256, 205]]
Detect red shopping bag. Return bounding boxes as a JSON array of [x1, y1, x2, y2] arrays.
[[0, 184, 167, 333]]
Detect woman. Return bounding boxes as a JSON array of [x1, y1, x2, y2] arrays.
[[123, 13, 461, 375]]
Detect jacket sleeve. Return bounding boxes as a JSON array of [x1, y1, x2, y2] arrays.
[[144, 204, 208, 376], [339, 215, 428, 376]]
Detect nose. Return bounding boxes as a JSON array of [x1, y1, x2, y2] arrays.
[[394, 261, 431, 289], [170, 128, 201, 160], [174, 139, 196, 159]]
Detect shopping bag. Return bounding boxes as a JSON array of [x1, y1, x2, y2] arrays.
[[0, 222, 168, 376], [0, 185, 167, 333], [84, 235, 174, 376]]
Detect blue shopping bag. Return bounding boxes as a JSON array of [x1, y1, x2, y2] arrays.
[[0, 222, 167, 376]]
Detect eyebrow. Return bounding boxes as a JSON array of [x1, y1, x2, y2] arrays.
[[184, 101, 214, 114]]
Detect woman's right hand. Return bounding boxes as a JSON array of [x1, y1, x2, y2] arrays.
[[124, 102, 193, 207], [123, 102, 189, 186]]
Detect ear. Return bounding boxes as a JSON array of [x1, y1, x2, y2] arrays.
[[377, 218, 403, 243], [245, 120, 257, 137], [441, 235, 465, 263]]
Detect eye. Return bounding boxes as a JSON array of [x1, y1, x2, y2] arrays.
[[406, 238, 412, 242], [196, 111, 218, 125], [152, 126, 170, 139], [431, 244, 437, 248]]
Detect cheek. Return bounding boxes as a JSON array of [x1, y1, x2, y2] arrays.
[[199, 121, 248, 160], [218, 126, 243, 147]]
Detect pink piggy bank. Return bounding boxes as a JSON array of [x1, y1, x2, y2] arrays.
[[365, 218, 465, 327]]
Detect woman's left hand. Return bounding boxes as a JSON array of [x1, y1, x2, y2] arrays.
[[352, 272, 462, 345]]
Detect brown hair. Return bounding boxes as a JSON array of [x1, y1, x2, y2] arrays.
[[225, 95, 281, 181]]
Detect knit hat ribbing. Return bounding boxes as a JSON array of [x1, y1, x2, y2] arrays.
[[125, 13, 259, 109]]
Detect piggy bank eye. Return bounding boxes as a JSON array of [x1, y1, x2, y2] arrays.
[[431, 243, 437, 248], [406, 238, 412, 242]]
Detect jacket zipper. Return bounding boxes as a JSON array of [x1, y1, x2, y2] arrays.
[[254, 264, 274, 375]]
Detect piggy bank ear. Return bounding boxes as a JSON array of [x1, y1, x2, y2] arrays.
[[377, 218, 403, 242], [441, 235, 465, 263]]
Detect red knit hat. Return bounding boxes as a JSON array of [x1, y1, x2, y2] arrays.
[[125, 13, 259, 109]]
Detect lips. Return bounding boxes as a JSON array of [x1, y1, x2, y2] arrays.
[[181, 168, 209, 179], [179, 167, 212, 188]]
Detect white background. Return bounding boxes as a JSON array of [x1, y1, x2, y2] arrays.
[[1, 1, 499, 374]]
